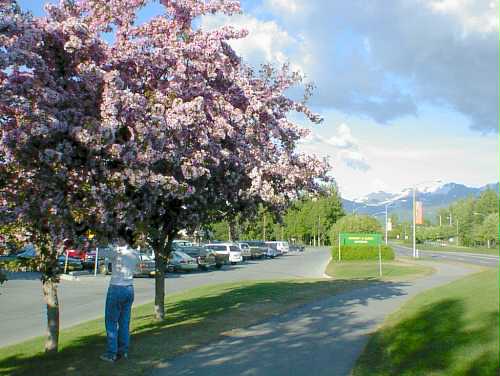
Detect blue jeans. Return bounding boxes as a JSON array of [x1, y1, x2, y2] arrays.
[[105, 284, 134, 357]]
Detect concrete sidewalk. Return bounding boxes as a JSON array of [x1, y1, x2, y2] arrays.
[[151, 261, 475, 376]]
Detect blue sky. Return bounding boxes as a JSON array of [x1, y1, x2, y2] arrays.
[[19, 0, 499, 199]]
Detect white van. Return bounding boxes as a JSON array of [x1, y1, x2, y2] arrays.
[[265, 241, 290, 255], [204, 243, 243, 264]]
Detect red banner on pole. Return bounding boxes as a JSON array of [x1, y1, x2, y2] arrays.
[[416, 201, 424, 225]]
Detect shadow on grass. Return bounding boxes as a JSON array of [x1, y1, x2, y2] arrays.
[[354, 299, 499, 376], [0, 278, 410, 376]]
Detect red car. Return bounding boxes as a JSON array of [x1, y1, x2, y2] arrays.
[[66, 248, 87, 262]]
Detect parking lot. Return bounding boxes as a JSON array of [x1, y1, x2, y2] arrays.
[[0, 247, 331, 348]]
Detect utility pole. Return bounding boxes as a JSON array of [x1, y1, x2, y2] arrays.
[[262, 214, 266, 241], [385, 204, 389, 245], [318, 215, 321, 246], [313, 219, 316, 247], [439, 215, 442, 227], [413, 186, 417, 258]]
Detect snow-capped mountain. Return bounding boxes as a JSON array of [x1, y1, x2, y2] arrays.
[[343, 182, 499, 220], [352, 181, 450, 204]]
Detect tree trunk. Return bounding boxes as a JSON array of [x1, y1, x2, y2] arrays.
[[42, 279, 59, 352], [153, 234, 174, 321], [153, 234, 167, 322], [154, 248, 166, 321]]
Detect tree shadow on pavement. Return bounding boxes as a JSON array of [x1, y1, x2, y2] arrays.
[[0, 278, 410, 376]]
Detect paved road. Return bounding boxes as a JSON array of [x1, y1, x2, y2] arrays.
[[392, 243, 499, 268], [0, 247, 331, 348], [151, 261, 475, 376]]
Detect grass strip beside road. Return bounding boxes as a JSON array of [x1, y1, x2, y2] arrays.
[[325, 260, 434, 281], [352, 268, 500, 376], [0, 278, 367, 376], [392, 240, 500, 256]]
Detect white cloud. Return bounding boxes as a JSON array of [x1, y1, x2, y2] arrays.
[[371, 178, 390, 193], [338, 149, 370, 171], [423, 0, 499, 34], [263, 0, 304, 14], [258, 0, 499, 132], [200, 14, 297, 68], [324, 123, 357, 149], [300, 123, 370, 171]]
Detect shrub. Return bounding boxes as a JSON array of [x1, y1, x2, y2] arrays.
[[0, 258, 38, 272], [331, 244, 395, 261], [0, 269, 6, 285], [329, 215, 383, 245]]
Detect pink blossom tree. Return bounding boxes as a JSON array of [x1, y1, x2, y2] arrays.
[[0, 0, 110, 351], [78, 0, 330, 320], [1, 2, 330, 357]]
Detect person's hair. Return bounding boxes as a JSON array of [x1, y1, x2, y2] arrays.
[[116, 226, 134, 245]]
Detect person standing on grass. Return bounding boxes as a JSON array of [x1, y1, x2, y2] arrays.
[[100, 231, 140, 363]]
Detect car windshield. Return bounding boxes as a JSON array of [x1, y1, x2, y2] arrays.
[[245, 241, 264, 246], [206, 245, 227, 251], [174, 251, 191, 260], [229, 246, 240, 252], [173, 241, 192, 247], [238, 243, 250, 249], [140, 254, 153, 261]]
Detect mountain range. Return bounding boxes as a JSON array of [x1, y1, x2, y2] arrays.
[[342, 182, 499, 222]]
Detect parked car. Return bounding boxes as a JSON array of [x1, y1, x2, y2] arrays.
[[235, 241, 263, 259], [57, 255, 83, 272], [134, 253, 155, 277], [66, 248, 88, 263], [172, 240, 193, 248], [180, 246, 221, 270], [16, 244, 37, 259], [289, 244, 305, 252], [203, 244, 230, 265], [83, 251, 99, 269], [204, 243, 242, 264], [166, 251, 199, 272], [82, 246, 113, 273], [265, 241, 289, 255], [235, 242, 253, 260], [244, 240, 277, 258]]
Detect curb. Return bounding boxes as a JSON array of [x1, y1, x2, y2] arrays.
[[60, 274, 79, 281], [322, 255, 333, 279]]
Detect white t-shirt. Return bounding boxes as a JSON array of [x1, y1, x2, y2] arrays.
[[109, 245, 140, 286]]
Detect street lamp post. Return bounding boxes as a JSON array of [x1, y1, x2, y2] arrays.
[[413, 186, 417, 258], [384, 200, 405, 245], [385, 204, 389, 245]]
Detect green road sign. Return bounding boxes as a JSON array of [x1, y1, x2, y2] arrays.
[[338, 232, 383, 276], [339, 233, 381, 246]]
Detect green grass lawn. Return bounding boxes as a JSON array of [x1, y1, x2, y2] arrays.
[[392, 240, 499, 256], [0, 278, 367, 376], [352, 268, 500, 376], [325, 260, 434, 281]]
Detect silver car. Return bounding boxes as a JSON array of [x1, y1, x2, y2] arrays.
[[235, 242, 252, 260], [167, 251, 198, 272]]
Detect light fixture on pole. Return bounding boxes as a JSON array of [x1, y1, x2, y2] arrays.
[[384, 200, 406, 245]]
